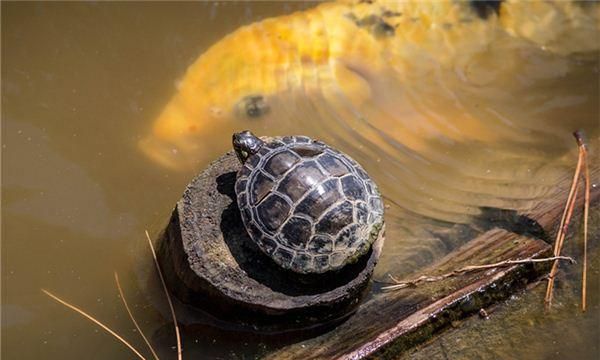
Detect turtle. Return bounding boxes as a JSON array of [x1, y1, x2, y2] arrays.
[[232, 130, 384, 274]]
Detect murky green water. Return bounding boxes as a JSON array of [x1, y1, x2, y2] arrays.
[[2, 2, 598, 359]]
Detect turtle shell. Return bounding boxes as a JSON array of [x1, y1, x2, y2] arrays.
[[235, 135, 384, 274]]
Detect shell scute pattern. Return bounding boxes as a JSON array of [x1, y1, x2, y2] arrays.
[[240, 205, 253, 226], [264, 140, 285, 150], [255, 193, 291, 232], [264, 151, 300, 177], [335, 224, 359, 251], [308, 235, 334, 254], [239, 164, 253, 177], [236, 135, 384, 273], [260, 236, 278, 253], [356, 202, 369, 223], [291, 144, 324, 158], [234, 179, 247, 197], [274, 247, 294, 264], [315, 200, 354, 236], [317, 153, 352, 176], [291, 253, 313, 273], [257, 146, 271, 157], [314, 255, 330, 272], [251, 172, 275, 204], [295, 178, 342, 220], [369, 197, 384, 214], [246, 222, 263, 241], [330, 252, 348, 268], [247, 153, 261, 168], [280, 216, 312, 249], [276, 161, 327, 202], [341, 174, 366, 201]]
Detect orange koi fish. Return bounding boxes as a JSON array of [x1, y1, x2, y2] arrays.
[[140, 0, 599, 170]]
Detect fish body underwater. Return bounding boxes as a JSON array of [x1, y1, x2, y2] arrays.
[[138, 0, 598, 289], [140, 0, 599, 171]]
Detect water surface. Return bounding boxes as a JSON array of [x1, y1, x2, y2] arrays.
[[2, 2, 598, 359]]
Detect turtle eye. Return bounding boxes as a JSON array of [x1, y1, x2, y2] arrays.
[[237, 95, 270, 119]]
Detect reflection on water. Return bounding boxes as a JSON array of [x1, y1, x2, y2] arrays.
[[1, 2, 598, 359]]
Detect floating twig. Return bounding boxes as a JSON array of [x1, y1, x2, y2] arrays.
[[145, 230, 182, 360], [382, 256, 575, 291], [115, 272, 160, 360], [41, 289, 147, 360]]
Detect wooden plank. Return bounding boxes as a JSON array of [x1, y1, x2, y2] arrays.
[[266, 164, 599, 359]]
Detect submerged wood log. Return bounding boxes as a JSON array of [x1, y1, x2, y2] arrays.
[[266, 229, 551, 359], [157, 151, 385, 331], [265, 165, 599, 359]]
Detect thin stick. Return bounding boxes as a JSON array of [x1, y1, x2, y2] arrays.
[[545, 132, 586, 309], [145, 230, 182, 360], [553, 148, 583, 257], [582, 153, 589, 312], [382, 256, 575, 291], [41, 289, 147, 360], [114, 272, 160, 360], [575, 131, 590, 312], [545, 185, 579, 306]]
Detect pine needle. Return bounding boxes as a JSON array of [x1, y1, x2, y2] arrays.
[[114, 272, 160, 360], [545, 183, 580, 309], [145, 230, 182, 360], [544, 131, 591, 311], [41, 289, 147, 360], [575, 131, 590, 312], [544, 134, 585, 310]]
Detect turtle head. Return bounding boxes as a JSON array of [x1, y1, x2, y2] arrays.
[[233, 130, 264, 163]]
